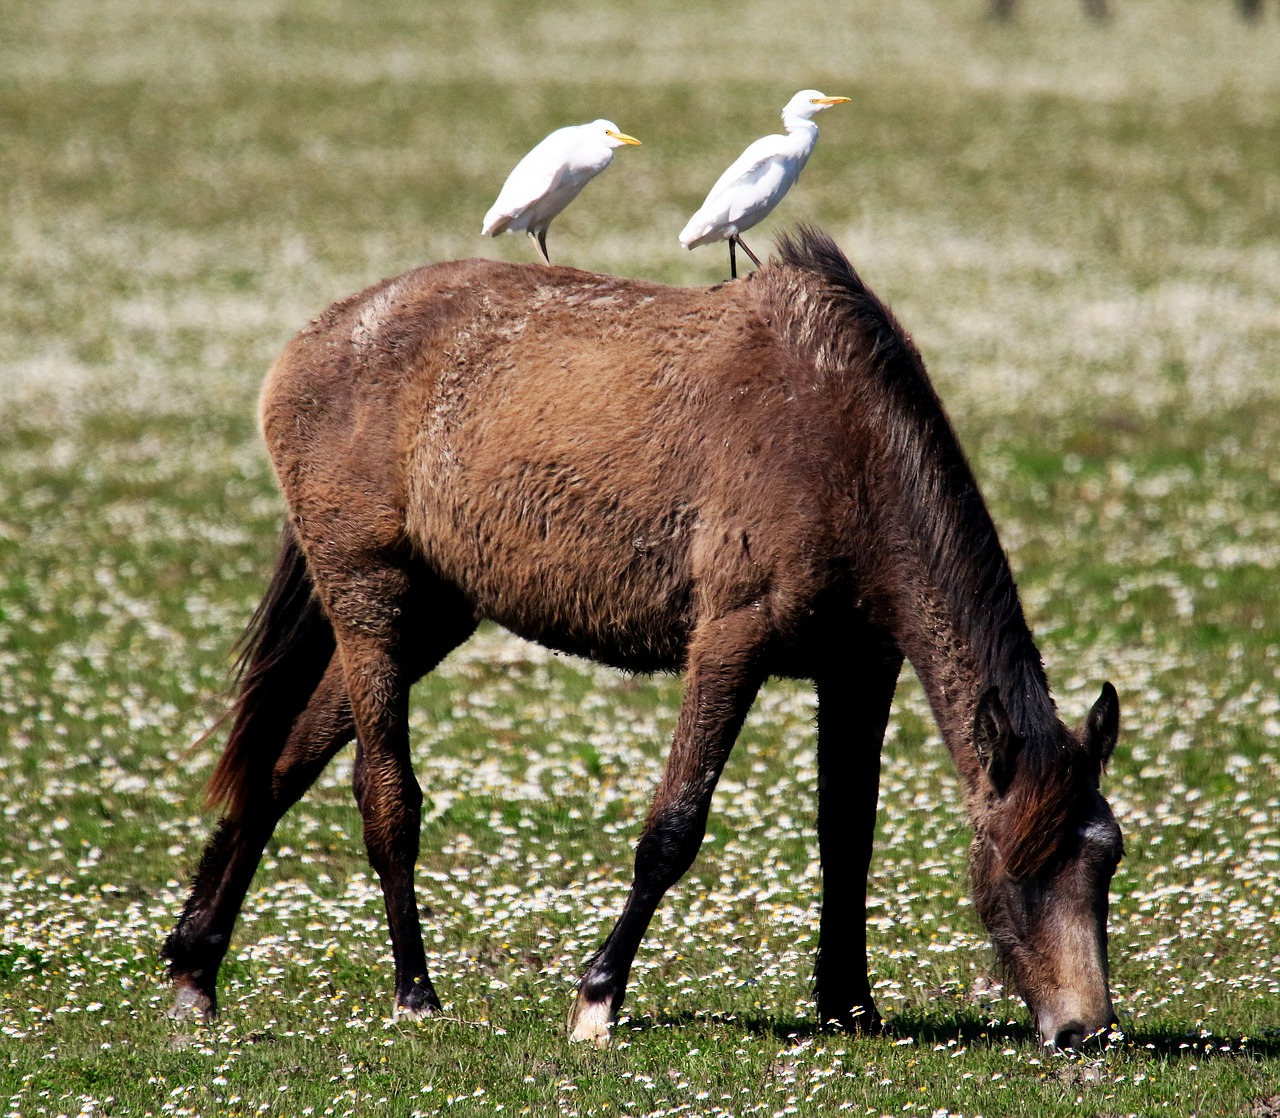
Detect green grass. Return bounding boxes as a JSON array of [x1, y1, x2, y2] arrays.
[[2, 1, 1279, 1115]]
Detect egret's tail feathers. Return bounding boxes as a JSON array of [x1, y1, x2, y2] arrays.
[[482, 209, 512, 237], [679, 216, 718, 250]]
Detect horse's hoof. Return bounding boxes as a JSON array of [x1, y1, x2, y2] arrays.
[[393, 986, 441, 1022], [169, 982, 216, 1022], [566, 994, 612, 1047], [392, 1001, 440, 1022], [391, 972, 442, 1022]]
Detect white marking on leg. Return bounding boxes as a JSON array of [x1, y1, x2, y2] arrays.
[[169, 983, 214, 1021], [567, 997, 613, 1047]]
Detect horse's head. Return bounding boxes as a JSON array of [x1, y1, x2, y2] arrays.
[[967, 683, 1122, 1049]]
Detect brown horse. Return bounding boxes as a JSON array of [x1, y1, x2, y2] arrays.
[[163, 228, 1123, 1048]]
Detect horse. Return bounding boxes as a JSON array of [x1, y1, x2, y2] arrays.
[[163, 227, 1123, 1049], [989, 0, 1109, 19]]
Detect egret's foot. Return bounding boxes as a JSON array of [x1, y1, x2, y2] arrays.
[[527, 230, 552, 266], [169, 980, 216, 1023], [566, 992, 613, 1047]]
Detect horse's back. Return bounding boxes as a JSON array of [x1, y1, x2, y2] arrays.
[[262, 259, 842, 668]]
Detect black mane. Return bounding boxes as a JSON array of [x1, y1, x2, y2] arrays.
[[768, 226, 1061, 763]]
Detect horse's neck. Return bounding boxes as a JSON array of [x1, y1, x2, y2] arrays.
[[867, 421, 1056, 776], [886, 565, 1052, 780]]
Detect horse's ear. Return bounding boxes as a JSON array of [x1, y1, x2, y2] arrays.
[[974, 687, 1018, 794], [1083, 682, 1120, 770]]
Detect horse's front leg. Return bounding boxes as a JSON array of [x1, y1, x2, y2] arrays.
[[813, 649, 901, 1032], [567, 607, 769, 1045]]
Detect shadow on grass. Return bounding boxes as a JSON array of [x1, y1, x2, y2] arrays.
[[1116, 1022, 1280, 1060], [615, 1007, 1035, 1046], [614, 1008, 1280, 1059]]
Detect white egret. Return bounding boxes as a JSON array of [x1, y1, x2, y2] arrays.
[[679, 90, 850, 278], [482, 119, 641, 265]]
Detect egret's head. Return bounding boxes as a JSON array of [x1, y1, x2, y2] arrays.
[[593, 120, 642, 148], [782, 90, 851, 122]]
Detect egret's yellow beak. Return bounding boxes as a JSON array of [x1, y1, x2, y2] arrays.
[[607, 130, 642, 145], [812, 96, 851, 106]]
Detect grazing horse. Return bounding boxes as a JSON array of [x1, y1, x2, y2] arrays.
[[164, 228, 1123, 1049]]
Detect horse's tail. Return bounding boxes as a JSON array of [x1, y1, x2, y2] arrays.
[[206, 521, 336, 817]]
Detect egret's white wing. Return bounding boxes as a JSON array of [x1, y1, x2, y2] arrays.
[[721, 157, 793, 227], [680, 135, 799, 246], [702, 134, 790, 201], [482, 129, 580, 236]]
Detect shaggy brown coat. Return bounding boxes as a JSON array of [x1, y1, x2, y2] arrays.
[[164, 228, 1122, 1048]]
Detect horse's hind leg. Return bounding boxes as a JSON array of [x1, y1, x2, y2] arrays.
[[340, 635, 428, 1014], [166, 591, 475, 1021], [166, 654, 353, 1019], [813, 645, 901, 1033], [328, 565, 477, 1019], [567, 607, 770, 1045]]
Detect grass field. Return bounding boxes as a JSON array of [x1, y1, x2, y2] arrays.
[[2, 1, 1279, 1114]]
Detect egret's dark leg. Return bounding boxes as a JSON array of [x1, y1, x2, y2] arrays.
[[736, 236, 762, 268], [529, 229, 551, 265], [729, 237, 738, 280], [813, 643, 902, 1033]]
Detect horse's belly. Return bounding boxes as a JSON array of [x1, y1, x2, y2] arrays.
[[408, 473, 700, 672]]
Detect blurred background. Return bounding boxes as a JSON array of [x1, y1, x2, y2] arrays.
[[3, 0, 1277, 429]]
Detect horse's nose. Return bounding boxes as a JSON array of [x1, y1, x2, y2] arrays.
[[1052, 1021, 1087, 1050]]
